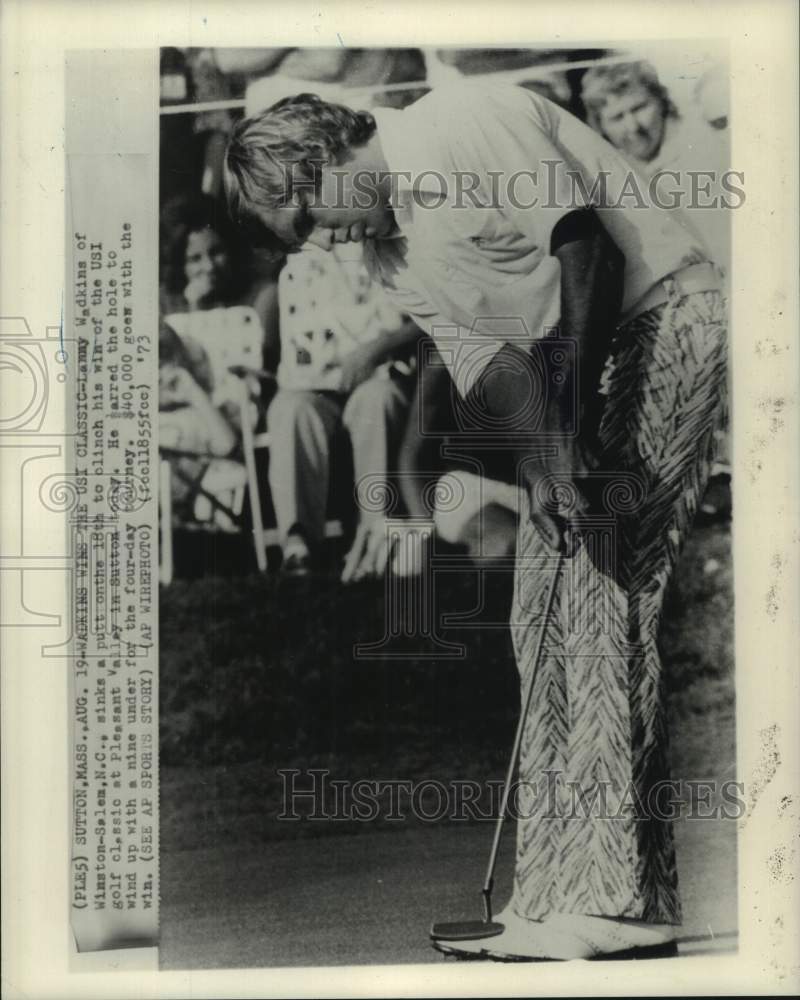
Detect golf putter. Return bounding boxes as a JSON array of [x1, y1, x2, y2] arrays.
[[431, 550, 564, 942]]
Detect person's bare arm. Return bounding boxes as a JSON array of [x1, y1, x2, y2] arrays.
[[340, 348, 450, 582], [338, 317, 424, 394], [340, 333, 444, 583], [370, 317, 425, 364], [160, 367, 238, 457]]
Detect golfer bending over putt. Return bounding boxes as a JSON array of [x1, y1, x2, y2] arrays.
[[224, 82, 727, 961]]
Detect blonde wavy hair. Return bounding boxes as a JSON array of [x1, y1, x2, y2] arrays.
[[223, 93, 376, 254], [581, 61, 677, 135]]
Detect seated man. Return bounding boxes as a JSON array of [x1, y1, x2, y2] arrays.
[[268, 243, 421, 575]]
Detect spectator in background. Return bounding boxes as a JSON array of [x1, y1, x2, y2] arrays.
[[581, 60, 677, 165], [580, 60, 730, 277], [160, 193, 279, 416], [159, 194, 279, 523], [268, 244, 421, 577], [581, 60, 732, 490], [160, 193, 278, 330]]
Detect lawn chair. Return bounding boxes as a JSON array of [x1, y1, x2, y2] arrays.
[[159, 305, 272, 583]]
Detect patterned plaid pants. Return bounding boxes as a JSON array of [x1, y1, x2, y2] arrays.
[[510, 288, 728, 924]]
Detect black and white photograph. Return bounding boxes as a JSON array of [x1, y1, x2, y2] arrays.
[[2, 2, 799, 997], [157, 41, 737, 968]]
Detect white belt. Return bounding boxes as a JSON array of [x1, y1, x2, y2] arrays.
[[622, 262, 722, 323]]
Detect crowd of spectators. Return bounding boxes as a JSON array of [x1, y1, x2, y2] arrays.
[[159, 49, 730, 580]]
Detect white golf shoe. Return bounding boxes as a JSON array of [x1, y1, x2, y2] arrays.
[[432, 907, 570, 962], [433, 907, 678, 962]]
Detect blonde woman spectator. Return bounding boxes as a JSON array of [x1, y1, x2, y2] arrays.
[[582, 61, 731, 480], [580, 60, 730, 277]]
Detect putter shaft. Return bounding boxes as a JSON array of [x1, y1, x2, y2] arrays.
[[481, 552, 563, 917]]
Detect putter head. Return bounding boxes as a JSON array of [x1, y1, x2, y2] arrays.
[[430, 919, 505, 942]]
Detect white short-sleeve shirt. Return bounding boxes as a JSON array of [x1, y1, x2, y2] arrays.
[[277, 244, 406, 392], [364, 82, 710, 398]]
